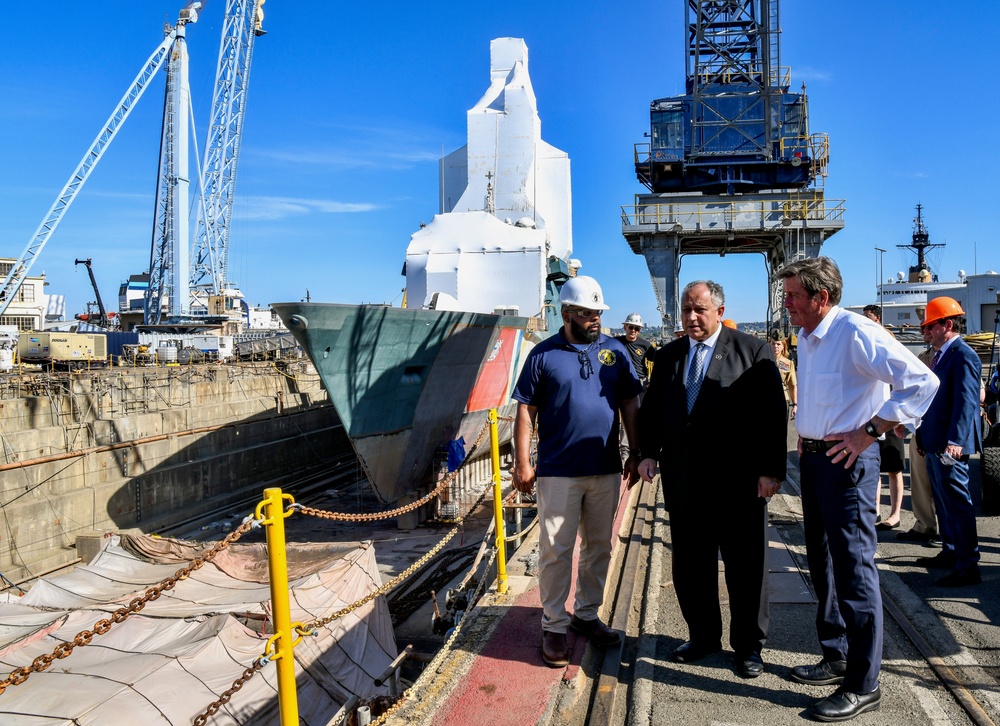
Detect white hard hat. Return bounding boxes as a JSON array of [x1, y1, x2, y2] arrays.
[[558, 275, 609, 310], [623, 313, 643, 327]]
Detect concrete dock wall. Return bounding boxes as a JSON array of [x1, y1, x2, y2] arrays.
[[0, 362, 351, 586]]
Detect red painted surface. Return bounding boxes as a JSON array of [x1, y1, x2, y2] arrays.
[[435, 479, 634, 725], [466, 328, 519, 411]]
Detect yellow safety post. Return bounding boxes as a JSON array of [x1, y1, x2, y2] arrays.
[[488, 408, 508, 594], [259, 487, 299, 724]]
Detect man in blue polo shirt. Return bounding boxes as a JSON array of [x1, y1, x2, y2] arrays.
[[512, 275, 642, 668]]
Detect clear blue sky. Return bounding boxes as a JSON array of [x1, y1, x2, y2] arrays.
[[2, 1, 998, 327]]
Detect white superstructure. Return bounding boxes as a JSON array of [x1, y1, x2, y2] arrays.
[[404, 38, 572, 316]]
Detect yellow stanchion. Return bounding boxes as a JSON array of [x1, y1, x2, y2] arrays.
[[488, 408, 508, 594], [258, 488, 299, 724]]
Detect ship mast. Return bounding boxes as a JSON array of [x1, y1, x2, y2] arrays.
[[897, 204, 944, 283]]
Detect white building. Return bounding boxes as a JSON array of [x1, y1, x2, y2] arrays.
[[0, 258, 47, 331]]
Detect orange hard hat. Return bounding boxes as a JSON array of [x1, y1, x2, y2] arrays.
[[922, 296, 964, 326], [722, 319, 737, 329]]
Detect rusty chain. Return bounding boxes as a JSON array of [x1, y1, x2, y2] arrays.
[[192, 658, 265, 726], [293, 419, 494, 523], [371, 545, 501, 725], [299, 477, 493, 632], [0, 517, 258, 697]]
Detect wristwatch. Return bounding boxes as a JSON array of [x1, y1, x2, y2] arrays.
[[863, 420, 879, 438]]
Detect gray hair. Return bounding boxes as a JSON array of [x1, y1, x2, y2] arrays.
[[682, 280, 725, 308], [777, 257, 843, 306]]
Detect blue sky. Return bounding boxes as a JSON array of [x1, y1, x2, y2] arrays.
[[2, 1, 998, 327]]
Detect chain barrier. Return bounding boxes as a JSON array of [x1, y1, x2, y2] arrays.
[[368, 545, 501, 726], [192, 658, 265, 726], [298, 479, 493, 633], [292, 420, 492, 523], [0, 517, 258, 697]]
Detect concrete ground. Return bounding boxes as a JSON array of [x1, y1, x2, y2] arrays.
[[626, 422, 999, 725]]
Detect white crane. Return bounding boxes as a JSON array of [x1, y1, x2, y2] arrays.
[[0, 5, 200, 318], [0, 1, 266, 327], [188, 0, 267, 310]]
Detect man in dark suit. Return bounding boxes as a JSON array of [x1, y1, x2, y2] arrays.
[[637, 280, 787, 678], [915, 297, 983, 586]]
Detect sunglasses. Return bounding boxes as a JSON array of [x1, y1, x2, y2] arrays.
[[578, 350, 595, 380], [568, 308, 602, 319], [624, 325, 641, 332]]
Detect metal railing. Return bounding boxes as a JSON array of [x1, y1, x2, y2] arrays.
[[622, 193, 846, 229]]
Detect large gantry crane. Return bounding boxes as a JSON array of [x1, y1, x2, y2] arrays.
[[622, 0, 845, 331]]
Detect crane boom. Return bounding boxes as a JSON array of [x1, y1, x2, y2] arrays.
[[0, 28, 180, 318], [74, 258, 109, 328], [189, 0, 266, 302]]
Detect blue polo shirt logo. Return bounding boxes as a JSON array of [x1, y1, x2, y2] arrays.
[[598, 349, 616, 366]]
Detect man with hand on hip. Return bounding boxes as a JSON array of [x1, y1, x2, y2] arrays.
[[779, 257, 937, 722]]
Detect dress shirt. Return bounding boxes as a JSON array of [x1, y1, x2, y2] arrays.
[[796, 306, 939, 439], [935, 333, 960, 358], [683, 325, 722, 384]]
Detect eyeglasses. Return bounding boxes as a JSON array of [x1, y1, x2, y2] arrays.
[[568, 308, 602, 319], [578, 350, 595, 380], [920, 321, 941, 331]]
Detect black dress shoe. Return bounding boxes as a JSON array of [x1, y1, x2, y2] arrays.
[[790, 659, 847, 685], [673, 640, 722, 663], [915, 550, 957, 569], [897, 528, 936, 543], [735, 651, 764, 678], [569, 615, 622, 647], [812, 686, 881, 722], [935, 570, 982, 587]]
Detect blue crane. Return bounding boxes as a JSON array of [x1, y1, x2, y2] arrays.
[[635, 0, 829, 195]]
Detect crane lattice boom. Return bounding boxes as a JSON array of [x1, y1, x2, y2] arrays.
[[189, 0, 266, 303]]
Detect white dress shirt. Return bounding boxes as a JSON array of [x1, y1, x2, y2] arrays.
[[683, 325, 722, 385], [796, 306, 939, 439]]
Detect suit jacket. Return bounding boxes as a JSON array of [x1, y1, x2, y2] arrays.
[[639, 327, 787, 510], [917, 336, 983, 455]]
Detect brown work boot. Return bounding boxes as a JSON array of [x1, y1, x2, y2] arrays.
[[569, 615, 622, 647], [541, 630, 569, 667]]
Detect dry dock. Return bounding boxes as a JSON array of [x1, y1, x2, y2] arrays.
[[0, 362, 348, 587]]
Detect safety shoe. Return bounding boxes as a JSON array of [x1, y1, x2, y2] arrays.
[[812, 686, 881, 722], [790, 659, 847, 686], [541, 631, 569, 667], [569, 615, 622, 647]]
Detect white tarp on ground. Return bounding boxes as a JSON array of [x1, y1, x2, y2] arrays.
[[0, 534, 397, 725]]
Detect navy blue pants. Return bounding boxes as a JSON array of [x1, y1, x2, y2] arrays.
[[926, 454, 980, 575], [800, 442, 882, 694]]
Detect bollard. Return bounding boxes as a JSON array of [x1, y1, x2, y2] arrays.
[[488, 409, 508, 594], [357, 705, 372, 725], [260, 487, 299, 724]]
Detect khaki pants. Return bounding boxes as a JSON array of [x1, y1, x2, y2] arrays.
[[536, 473, 620, 633], [908, 436, 937, 534]]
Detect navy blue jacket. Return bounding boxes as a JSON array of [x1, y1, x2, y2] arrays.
[[917, 337, 982, 455]]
